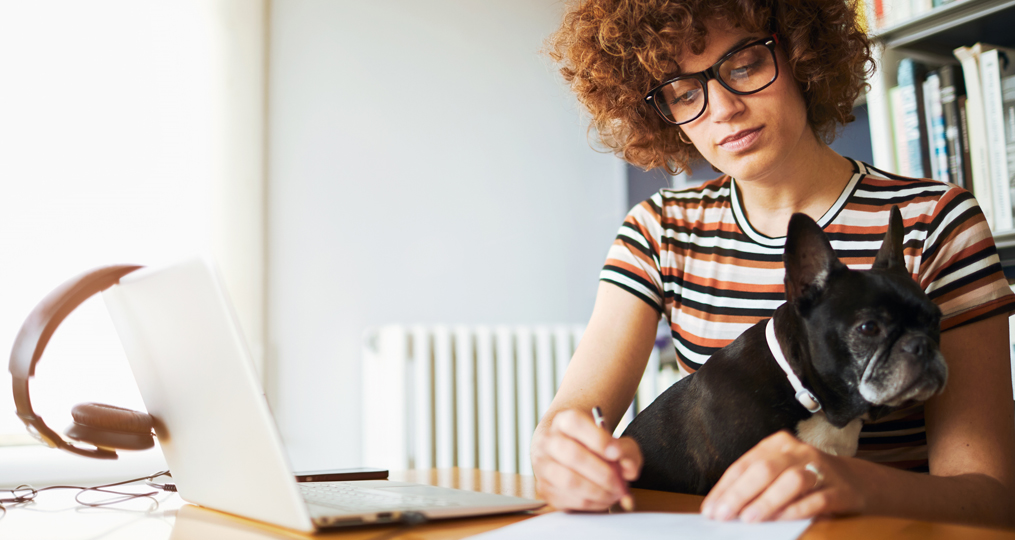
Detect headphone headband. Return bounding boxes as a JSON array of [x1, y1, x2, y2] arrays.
[[9, 265, 143, 458]]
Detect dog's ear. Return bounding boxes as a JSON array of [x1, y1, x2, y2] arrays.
[[872, 205, 906, 272], [784, 213, 845, 307]]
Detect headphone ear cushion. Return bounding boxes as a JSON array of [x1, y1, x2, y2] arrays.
[[65, 402, 155, 451]]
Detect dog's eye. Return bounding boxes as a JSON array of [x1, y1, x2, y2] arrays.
[[859, 321, 880, 336]]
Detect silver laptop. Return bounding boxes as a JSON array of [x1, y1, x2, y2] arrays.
[[102, 257, 543, 532]]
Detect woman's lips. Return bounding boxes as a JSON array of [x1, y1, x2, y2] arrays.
[[718, 127, 763, 152]]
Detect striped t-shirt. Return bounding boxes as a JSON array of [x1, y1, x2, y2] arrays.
[[602, 158, 1015, 471]]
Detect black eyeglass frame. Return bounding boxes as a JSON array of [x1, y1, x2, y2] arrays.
[[644, 35, 780, 126]]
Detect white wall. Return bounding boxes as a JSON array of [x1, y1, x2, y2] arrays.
[[268, 0, 626, 469]]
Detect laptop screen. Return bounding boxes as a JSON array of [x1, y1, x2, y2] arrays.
[[103, 257, 315, 532]]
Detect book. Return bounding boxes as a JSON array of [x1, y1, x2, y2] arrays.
[[954, 44, 995, 229], [921, 72, 937, 179], [890, 86, 912, 176], [923, 71, 950, 182], [958, 95, 975, 195], [872, 0, 885, 29], [979, 46, 1015, 231], [897, 0, 912, 25], [1003, 74, 1015, 227], [879, 0, 932, 28], [896, 58, 931, 178], [939, 65, 966, 188]]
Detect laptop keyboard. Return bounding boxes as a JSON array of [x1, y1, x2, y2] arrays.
[[299, 482, 464, 513]]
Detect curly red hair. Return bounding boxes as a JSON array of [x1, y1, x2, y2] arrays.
[[547, 0, 874, 174]]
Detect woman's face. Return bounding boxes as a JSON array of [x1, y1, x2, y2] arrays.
[[676, 25, 813, 182]]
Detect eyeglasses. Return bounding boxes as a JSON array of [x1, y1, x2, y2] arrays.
[[644, 35, 779, 126]]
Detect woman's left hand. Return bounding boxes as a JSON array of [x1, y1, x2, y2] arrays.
[[700, 430, 867, 522]]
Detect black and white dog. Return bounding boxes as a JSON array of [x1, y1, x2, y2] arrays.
[[623, 206, 947, 495]]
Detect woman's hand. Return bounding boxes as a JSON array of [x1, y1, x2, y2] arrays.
[[531, 409, 643, 511], [701, 430, 867, 522]]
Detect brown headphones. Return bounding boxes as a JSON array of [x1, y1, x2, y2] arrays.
[[9, 265, 155, 459]]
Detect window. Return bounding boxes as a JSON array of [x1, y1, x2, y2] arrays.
[[0, 1, 265, 451]]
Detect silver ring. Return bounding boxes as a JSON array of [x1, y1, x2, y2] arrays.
[[804, 462, 824, 490]]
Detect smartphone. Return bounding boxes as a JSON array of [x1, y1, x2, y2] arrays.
[[293, 467, 389, 482]]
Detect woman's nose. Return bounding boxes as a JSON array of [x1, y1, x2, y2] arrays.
[[706, 79, 746, 122]]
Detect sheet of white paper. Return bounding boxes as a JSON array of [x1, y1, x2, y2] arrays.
[[467, 512, 812, 540]]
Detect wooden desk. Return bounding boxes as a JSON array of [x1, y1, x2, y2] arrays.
[[3, 468, 1014, 539]]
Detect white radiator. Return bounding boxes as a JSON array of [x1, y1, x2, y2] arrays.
[[362, 324, 677, 475]]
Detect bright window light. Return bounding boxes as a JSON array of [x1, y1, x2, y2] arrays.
[[0, 2, 218, 440]]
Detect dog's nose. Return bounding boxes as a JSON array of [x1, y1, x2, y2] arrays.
[[902, 335, 931, 358]]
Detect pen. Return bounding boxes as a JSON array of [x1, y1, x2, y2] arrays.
[[592, 406, 634, 512]]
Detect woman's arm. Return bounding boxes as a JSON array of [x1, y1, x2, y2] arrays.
[[530, 281, 659, 510], [914, 312, 1015, 523], [544, 281, 660, 429], [700, 314, 1015, 527]]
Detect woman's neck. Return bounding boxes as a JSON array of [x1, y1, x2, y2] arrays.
[[734, 133, 854, 238]]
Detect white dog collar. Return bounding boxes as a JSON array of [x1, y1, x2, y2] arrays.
[[766, 318, 822, 413]]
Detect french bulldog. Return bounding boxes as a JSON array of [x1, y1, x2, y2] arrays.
[[622, 205, 947, 495]]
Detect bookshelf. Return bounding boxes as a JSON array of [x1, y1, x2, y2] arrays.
[[865, 0, 1015, 252], [876, 0, 1015, 52]]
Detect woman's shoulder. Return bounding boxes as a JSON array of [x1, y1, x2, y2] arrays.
[[622, 174, 733, 239], [853, 161, 966, 196], [650, 174, 732, 209], [849, 160, 975, 221], [629, 174, 731, 226]]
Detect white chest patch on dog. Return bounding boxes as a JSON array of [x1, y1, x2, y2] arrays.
[[795, 413, 863, 457]]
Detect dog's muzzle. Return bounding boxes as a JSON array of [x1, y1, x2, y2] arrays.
[[859, 331, 947, 406]]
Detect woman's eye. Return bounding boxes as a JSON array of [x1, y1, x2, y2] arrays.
[[670, 88, 701, 105], [728, 61, 760, 81], [859, 321, 880, 336]]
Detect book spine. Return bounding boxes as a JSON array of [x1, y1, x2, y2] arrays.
[[867, 46, 896, 171], [981, 48, 1014, 231], [1003, 74, 1015, 228], [881, 0, 910, 28], [954, 45, 995, 229], [922, 75, 938, 179], [890, 86, 913, 175], [940, 65, 966, 188], [958, 95, 976, 195], [894, 0, 911, 26], [924, 72, 951, 182], [897, 59, 928, 178]]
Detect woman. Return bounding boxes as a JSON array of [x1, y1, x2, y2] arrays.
[[531, 0, 1015, 527]]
